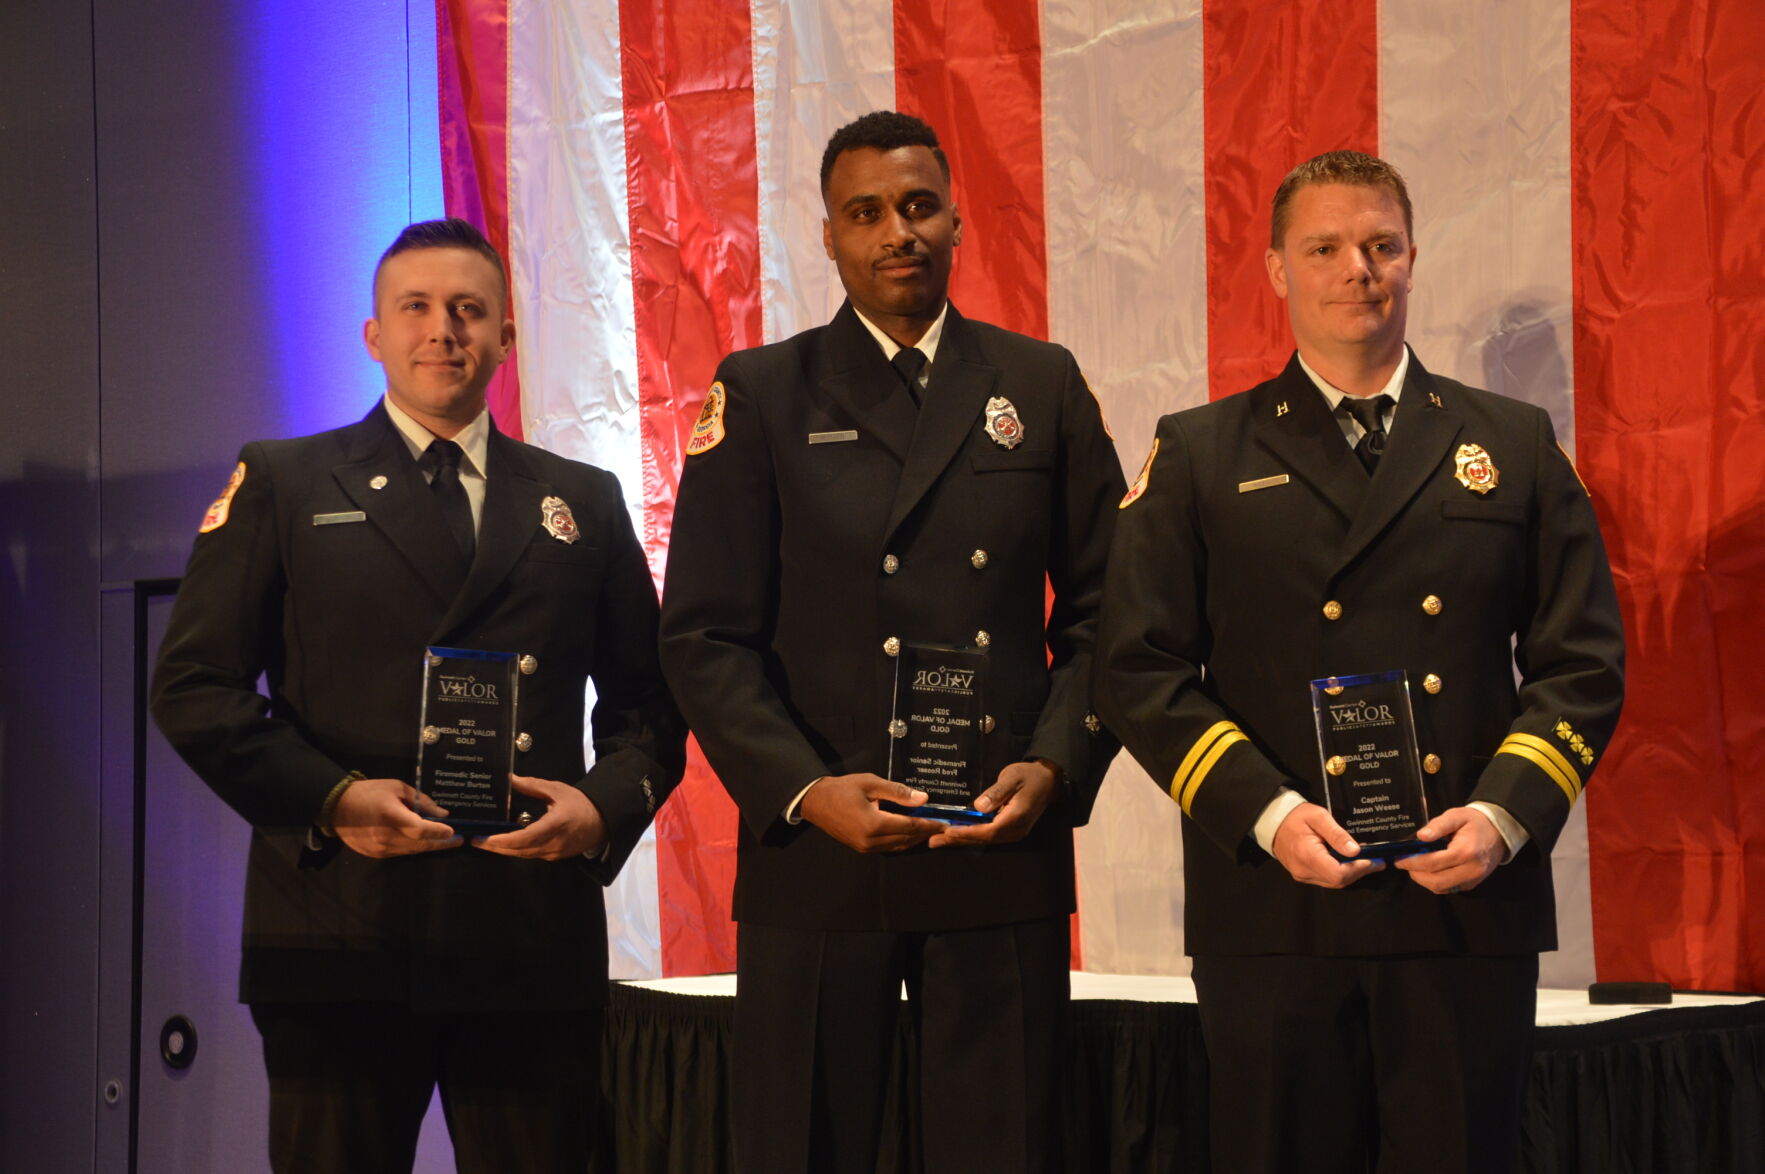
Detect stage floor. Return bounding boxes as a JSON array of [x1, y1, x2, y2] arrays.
[[627, 969, 1760, 1026]]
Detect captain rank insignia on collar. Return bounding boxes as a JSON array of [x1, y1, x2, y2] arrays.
[[1276, 401, 1290, 417]]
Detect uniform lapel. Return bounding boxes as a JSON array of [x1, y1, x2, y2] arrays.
[[1250, 357, 1369, 525], [433, 424, 548, 641], [884, 306, 997, 542], [332, 405, 467, 606], [816, 303, 917, 465], [1334, 353, 1463, 574]]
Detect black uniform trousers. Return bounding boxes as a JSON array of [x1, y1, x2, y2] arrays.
[[734, 916, 1071, 1174], [1190, 952, 1538, 1174], [251, 1001, 602, 1174]]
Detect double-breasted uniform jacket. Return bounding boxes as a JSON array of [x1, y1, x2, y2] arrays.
[[151, 404, 686, 1010], [1096, 352, 1625, 958], [659, 303, 1125, 932]]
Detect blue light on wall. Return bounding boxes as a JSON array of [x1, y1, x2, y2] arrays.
[[243, 0, 444, 437]]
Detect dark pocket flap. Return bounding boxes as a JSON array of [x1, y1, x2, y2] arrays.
[[1441, 499, 1526, 524], [972, 448, 1055, 473], [523, 541, 604, 564]]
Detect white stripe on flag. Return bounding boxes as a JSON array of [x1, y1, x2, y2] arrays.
[[751, 0, 896, 344], [507, 0, 662, 980], [1381, 0, 1578, 452], [509, 0, 645, 489], [1044, 0, 1207, 976], [1381, 0, 1590, 987]]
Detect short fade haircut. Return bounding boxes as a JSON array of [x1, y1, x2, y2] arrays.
[[1269, 150, 1414, 249], [820, 110, 951, 196], [372, 218, 509, 309]]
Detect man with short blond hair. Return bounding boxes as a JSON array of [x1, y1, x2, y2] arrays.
[[1096, 151, 1624, 1172]]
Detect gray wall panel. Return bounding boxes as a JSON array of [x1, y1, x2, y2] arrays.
[[0, 1, 105, 1168], [3, 1, 438, 1167]]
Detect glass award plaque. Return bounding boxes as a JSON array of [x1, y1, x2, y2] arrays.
[[880, 642, 994, 824], [1309, 670, 1445, 860], [416, 647, 525, 833]]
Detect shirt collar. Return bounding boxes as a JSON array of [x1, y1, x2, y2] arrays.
[[383, 394, 491, 478], [853, 302, 949, 368], [1297, 345, 1410, 412]]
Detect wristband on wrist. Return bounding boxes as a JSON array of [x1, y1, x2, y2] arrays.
[[317, 770, 367, 837]]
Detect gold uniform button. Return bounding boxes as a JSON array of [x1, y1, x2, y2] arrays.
[[1422, 673, 1442, 694], [971, 549, 989, 570], [883, 636, 901, 657], [1323, 601, 1344, 621], [883, 554, 900, 574], [1422, 594, 1442, 616], [975, 629, 991, 648], [1083, 713, 1102, 734], [515, 732, 533, 752], [1326, 755, 1347, 776], [518, 654, 538, 675], [1423, 753, 1442, 774], [981, 714, 996, 733], [888, 719, 908, 738]]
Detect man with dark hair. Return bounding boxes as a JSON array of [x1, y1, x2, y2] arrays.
[[1095, 151, 1624, 1172], [661, 111, 1124, 1173], [818, 107, 951, 191], [372, 216, 511, 304], [152, 217, 685, 1173]]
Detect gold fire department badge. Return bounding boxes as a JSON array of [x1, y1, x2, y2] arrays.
[[1453, 444, 1499, 494]]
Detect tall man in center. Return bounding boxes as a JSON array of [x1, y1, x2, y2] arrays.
[[660, 111, 1125, 1173]]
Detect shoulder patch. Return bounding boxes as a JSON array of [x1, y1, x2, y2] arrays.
[[686, 382, 727, 456], [1081, 371, 1114, 440], [199, 462, 247, 533], [1557, 441, 1590, 495], [1119, 437, 1159, 509]]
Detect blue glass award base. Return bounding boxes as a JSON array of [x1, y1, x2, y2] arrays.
[[878, 799, 993, 825], [1326, 837, 1448, 863]]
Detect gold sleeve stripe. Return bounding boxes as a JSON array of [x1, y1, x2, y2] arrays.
[[1497, 733, 1583, 804], [1168, 722, 1235, 803], [1179, 732, 1248, 815], [1170, 721, 1248, 815]]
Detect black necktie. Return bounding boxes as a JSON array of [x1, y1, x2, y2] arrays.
[[1340, 394, 1393, 474], [892, 346, 928, 405], [420, 438, 476, 562]]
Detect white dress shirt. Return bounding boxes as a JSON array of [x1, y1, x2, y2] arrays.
[[383, 394, 490, 536]]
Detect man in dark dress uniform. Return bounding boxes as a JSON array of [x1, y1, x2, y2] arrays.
[[659, 112, 1124, 1174], [151, 218, 685, 1173], [1095, 152, 1625, 1173]]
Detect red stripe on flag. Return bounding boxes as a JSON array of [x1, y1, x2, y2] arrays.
[[1573, 0, 1765, 991], [620, 0, 762, 976], [895, 0, 1049, 339], [436, 0, 523, 438], [1202, 0, 1380, 401], [895, 0, 1083, 965]]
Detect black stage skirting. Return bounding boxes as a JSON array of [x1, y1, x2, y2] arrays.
[[596, 981, 1765, 1173]]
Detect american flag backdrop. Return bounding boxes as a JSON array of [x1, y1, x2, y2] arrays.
[[433, 0, 1764, 992]]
